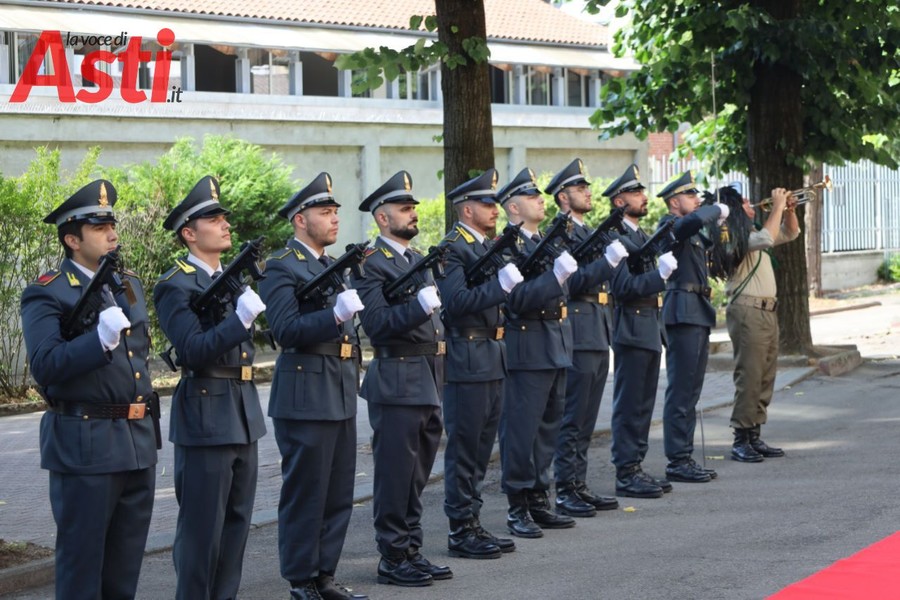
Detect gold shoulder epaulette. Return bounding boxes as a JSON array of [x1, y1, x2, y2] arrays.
[[364, 248, 378, 257], [268, 248, 293, 261], [455, 226, 475, 244], [35, 270, 60, 286]]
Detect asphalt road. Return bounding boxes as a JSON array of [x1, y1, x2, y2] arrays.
[[8, 357, 900, 600]]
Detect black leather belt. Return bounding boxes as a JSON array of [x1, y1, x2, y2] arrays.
[[49, 400, 151, 420], [621, 296, 662, 309], [515, 305, 568, 320], [286, 342, 360, 359], [373, 342, 447, 358], [666, 282, 712, 299], [182, 366, 254, 381], [571, 292, 609, 305], [447, 327, 505, 340]]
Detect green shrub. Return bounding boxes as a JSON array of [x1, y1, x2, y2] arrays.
[[0, 147, 102, 396], [105, 135, 299, 350], [877, 253, 900, 282]]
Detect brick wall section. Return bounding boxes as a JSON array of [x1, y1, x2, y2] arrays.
[[649, 131, 675, 160]]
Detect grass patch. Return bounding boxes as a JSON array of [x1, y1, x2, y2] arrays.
[[0, 539, 53, 570]]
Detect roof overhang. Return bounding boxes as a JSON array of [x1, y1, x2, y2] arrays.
[[0, 3, 637, 71]]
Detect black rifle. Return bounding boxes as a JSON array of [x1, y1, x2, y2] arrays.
[[626, 219, 677, 274], [570, 207, 627, 265], [464, 221, 524, 287], [297, 241, 370, 308], [61, 245, 135, 340], [190, 236, 266, 319], [383, 244, 449, 303], [515, 212, 573, 279]]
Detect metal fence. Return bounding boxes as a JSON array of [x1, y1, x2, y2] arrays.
[[650, 157, 900, 254], [648, 157, 749, 202], [822, 161, 900, 253]]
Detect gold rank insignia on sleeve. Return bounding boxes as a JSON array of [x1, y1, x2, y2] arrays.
[[65, 271, 81, 287]]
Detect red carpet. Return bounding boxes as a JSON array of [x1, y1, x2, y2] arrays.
[[769, 531, 900, 599]]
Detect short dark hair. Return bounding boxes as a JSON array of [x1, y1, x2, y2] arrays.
[[176, 220, 199, 248], [58, 222, 84, 259]]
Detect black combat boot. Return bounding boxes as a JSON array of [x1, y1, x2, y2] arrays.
[[506, 492, 543, 538], [554, 482, 597, 517], [471, 516, 516, 553], [447, 518, 502, 559], [527, 489, 575, 529], [749, 425, 785, 457], [616, 464, 664, 498], [731, 428, 765, 463], [290, 580, 325, 600], [574, 480, 619, 511]]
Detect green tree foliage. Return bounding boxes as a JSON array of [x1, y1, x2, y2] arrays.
[[586, 0, 900, 173], [0, 148, 101, 396], [584, 0, 900, 353]]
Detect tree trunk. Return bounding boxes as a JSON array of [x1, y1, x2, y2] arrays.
[[435, 0, 495, 233], [747, 0, 812, 354]]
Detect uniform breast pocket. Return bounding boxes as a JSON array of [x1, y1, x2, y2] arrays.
[[183, 380, 229, 437], [379, 357, 420, 399], [59, 417, 113, 465]]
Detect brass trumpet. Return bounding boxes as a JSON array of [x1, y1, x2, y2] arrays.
[[750, 175, 833, 209]]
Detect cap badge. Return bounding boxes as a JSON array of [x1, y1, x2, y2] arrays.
[[403, 173, 411, 192], [210, 178, 218, 200], [98, 182, 108, 207]]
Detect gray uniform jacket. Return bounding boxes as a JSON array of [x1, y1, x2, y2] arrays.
[[154, 258, 266, 446], [21, 259, 158, 474], [352, 238, 444, 407], [258, 239, 359, 421], [658, 205, 721, 328], [437, 223, 508, 383]]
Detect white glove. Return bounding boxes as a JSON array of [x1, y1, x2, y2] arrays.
[[97, 305, 130, 351], [333, 289, 364, 324], [657, 251, 678, 280], [552, 251, 578, 285], [604, 239, 629, 268], [498, 263, 524, 293], [416, 285, 442, 315], [716, 202, 730, 225], [236, 288, 266, 328]]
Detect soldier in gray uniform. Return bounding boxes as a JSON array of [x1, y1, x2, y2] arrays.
[[153, 176, 268, 600], [258, 173, 368, 600], [604, 164, 679, 499], [656, 171, 729, 483], [497, 168, 579, 538], [351, 171, 451, 588], [545, 159, 629, 517], [21, 180, 158, 600], [438, 169, 523, 559]]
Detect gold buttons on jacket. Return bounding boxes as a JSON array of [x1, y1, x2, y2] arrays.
[[128, 350, 134, 358], [125, 329, 131, 337], [134, 372, 141, 380], [242, 351, 248, 359]]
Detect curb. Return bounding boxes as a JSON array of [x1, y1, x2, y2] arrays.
[[0, 557, 54, 596]]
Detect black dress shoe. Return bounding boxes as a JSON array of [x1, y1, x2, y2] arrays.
[[472, 518, 516, 553], [507, 504, 543, 538], [574, 481, 619, 511], [644, 473, 673, 493], [315, 575, 368, 600], [527, 490, 576, 528], [407, 549, 453, 580], [554, 488, 597, 517], [448, 519, 502, 559], [665, 460, 712, 483], [749, 427, 785, 457], [290, 581, 324, 600], [615, 468, 664, 498], [376, 556, 433, 587]]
